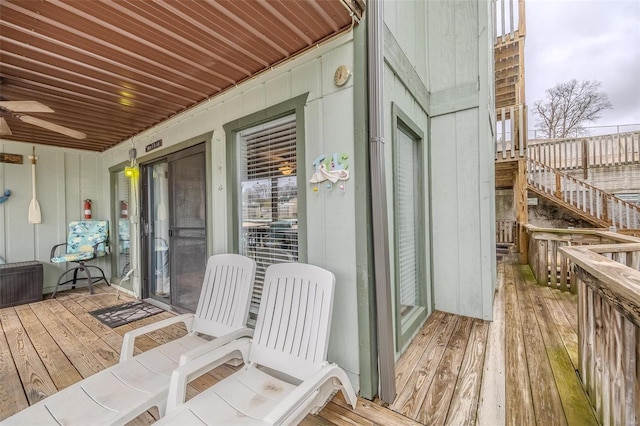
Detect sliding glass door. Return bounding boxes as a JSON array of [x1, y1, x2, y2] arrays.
[[141, 144, 206, 311]]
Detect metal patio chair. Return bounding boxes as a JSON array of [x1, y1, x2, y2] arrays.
[[50, 220, 110, 297]]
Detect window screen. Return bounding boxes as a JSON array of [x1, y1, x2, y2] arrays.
[[392, 105, 428, 350], [237, 115, 298, 313], [396, 126, 420, 313]]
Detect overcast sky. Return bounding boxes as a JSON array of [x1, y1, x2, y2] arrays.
[[525, 0, 640, 135]]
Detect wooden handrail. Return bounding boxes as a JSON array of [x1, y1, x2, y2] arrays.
[[527, 157, 640, 229], [528, 130, 640, 171], [524, 225, 640, 292], [559, 243, 640, 425], [522, 225, 640, 423], [561, 246, 640, 316], [524, 224, 640, 242]]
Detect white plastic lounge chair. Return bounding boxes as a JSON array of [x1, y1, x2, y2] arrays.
[[156, 262, 357, 425], [2, 254, 256, 426]]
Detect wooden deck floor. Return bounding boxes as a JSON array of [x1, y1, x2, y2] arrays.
[[0, 256, 597, 425]]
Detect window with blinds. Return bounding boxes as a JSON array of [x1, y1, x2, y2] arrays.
[[237, 115, 298, 313], [396, 126, 420, 316], [392, 106, 428, 349]]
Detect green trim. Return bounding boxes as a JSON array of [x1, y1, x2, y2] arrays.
[[353, 18, 378, 400], [108, 160, 129, 174], [137, 132, 213, 165], [223, 93, 309, 258], [426, 121, 435, 315], [137, 131, 215, 258], [205, 138, 213, 256], [391, 103, 428, 351], [430, 81, 480, 117], [383, 24, 430, 115], [135, 133, 213, 302], [139, 132, 214, 256], [384, 22, 479, 118]]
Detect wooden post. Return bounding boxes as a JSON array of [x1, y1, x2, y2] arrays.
[[550, 240, 558, 288], [518, 104, 524, 157], [501, 108, 507, 159], [582, 139, 588, 179], [554, 173, 562, 199], [510, 106, 515, 158], [516, 159, 528, 264], [521, 225, 530, 267]]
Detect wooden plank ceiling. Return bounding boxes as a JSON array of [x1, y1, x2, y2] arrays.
[[0, 0, 363, 152]]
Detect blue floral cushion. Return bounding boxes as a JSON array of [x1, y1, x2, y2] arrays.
[[118, 219, 130, 253], [51, 251, 96, 263], [51, 220, 109, 264]]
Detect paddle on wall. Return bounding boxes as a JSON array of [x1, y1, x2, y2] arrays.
[[0, 189, 10, 204], [28, 146, 41, 224]]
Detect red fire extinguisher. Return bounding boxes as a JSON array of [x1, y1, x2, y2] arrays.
[[83, 199, 92, 219], [120, 200, 128, 218]]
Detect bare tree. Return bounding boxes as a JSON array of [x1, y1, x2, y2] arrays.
[[533, 79, 612, 138]]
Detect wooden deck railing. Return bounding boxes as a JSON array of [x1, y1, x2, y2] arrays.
[[524, 225, 640, 292], [527, 157, 640, 229], [528, 131, 640, 172], [560, 242, 640, 425], [496, 220, 516, 244], [494, 0, 524, 42], [494, 0, 526, 140], [495, 106, 526, 159]]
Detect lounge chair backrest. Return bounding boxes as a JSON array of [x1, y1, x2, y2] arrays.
[[249, 262, 336, 381], [191, 254, 256, 337], [66, 220, 109, 256]]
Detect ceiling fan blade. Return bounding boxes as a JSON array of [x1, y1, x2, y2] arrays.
[[18, 114, 86, 139], [0, 117, 12, 135], [0, 101, 55, 113]]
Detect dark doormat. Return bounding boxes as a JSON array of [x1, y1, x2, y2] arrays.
[[89, 301, 165, 328]]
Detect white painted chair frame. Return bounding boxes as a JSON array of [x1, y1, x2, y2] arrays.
[[2, 254, 256, 426], [157, 262, 357, 425]]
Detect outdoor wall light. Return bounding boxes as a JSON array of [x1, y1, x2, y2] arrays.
[[124, 166, 139, 178], [125, 146, 138, 178]]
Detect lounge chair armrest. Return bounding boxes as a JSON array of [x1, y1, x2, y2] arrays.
[[166, 338, 253, 413], [50, 243, 67, 261], [179, 327, 254, 366], [263, 364, 358, 425], [120, 313, 195, 362]]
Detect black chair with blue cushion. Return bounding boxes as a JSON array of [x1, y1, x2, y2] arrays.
[[50, 220, 110, 297]]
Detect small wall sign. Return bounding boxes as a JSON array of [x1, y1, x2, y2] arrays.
[[0, 153, 23, 164], [309, 153, 350, 194], [145, 139, 163, 152]]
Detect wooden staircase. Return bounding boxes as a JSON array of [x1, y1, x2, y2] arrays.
[[527, 157, 640, 229]]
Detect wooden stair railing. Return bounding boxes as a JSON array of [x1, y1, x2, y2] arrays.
[[526, 157, 640, 229], [528, 130, 640, 173]]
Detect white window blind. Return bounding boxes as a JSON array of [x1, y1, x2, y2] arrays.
[[396, 126, 419, 314], [238, 115, 298, 313]]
